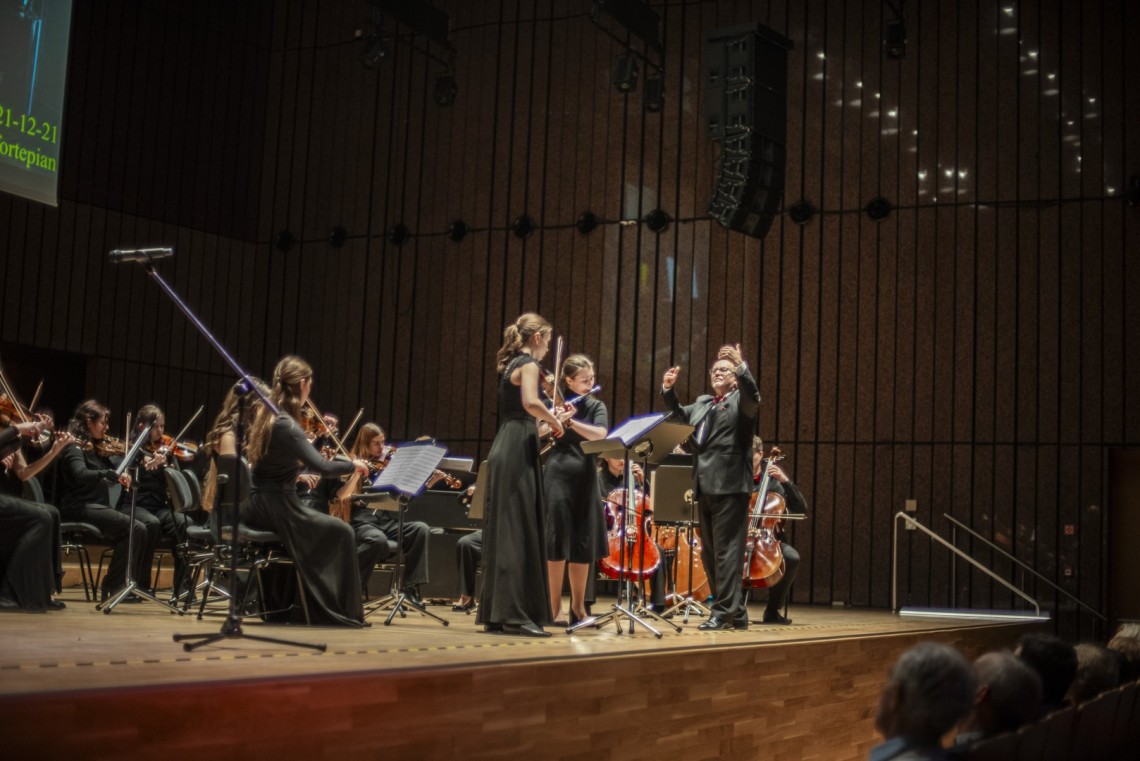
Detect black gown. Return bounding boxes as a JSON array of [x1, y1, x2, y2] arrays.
[[544, 395, 607, 563], [476, 354, 551, 629], [240, 416, 363, 627], [0, 427, 56, 609]]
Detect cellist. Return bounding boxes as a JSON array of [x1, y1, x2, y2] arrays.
[[750, 436, 806, 625]]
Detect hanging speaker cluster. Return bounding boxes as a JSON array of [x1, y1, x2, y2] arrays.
[[704, 24, 793, 240]]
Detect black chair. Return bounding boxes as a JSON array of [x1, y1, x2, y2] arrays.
[[23, 476, 99, 601]]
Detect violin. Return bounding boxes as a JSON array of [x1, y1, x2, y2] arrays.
[[599, 487, 661, 581], [742, 446, 786, 589], [0, 393, 54, 448], [80, 436, 127, 458], [364, 446, 462, 490]]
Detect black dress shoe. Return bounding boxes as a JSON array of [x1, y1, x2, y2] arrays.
[[401, 587, 423, 606], [763, 611, 793, 625], [733, 617, 749, 631], [47, 599, 67, 611], [502, 622, 552, 638], [483, 623, 503, 633], [698, 616, 734, 631], [452, 599, 476, 613]]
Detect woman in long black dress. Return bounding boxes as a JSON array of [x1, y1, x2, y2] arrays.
[[544, 354, 607, 627], [241, 356, 371, 627], [476, 313, 565, 637]]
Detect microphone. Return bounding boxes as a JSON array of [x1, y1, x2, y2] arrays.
[[109, 247, 174, 264]]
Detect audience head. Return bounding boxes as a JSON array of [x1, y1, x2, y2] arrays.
[[1107, 624, 1140, 684], [962, 651, 1043, 737], [1067, 643, 1120, 704], [874, 642, 977, 746], [1015, 633, 1078, 711]]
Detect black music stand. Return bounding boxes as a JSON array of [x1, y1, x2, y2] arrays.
[[651, 459, 714, 623], [571, 413, 692, 638], [98, 422, 184, 615], [363, 442, 450, 627]]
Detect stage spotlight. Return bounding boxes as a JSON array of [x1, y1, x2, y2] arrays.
[[576, 211, 599, 236], [885, 21, 906, 60], [274, 231, 295, 252], [389, 223, 410, 246], [645, 208, 671, 233], [865, 197, 892, 221], [328, 226, 347, 248], [360, 34, 387, 69], [434, 74, 458, 107], [448, 219, 469, 242], [612, 53, 639, 93], [643, 75, 663, 112], [789, 201, 816, 225], [512, 215, 535, 239]]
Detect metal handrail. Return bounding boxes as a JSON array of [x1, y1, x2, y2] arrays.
[[891, 512, 1040, 616], [942, 513, 1106, 621]]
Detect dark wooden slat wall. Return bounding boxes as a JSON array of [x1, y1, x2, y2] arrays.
[[2, 0, 1138, 638]]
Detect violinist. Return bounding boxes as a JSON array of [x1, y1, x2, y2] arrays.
[[476, 313, 564, 637], [543, 354, 607, 627], [130, 405, 190, 596], [751, 437, 805, 625], [200, 379, 262, 514], [297, 411, 341, 516], [241, 356, 371, 627], [0, 418, 68, 611], [661, 345, 760, 632], [337, 423, 431, 602], [57, 400, 149, 601]]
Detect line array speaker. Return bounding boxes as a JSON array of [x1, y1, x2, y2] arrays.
[[704, 23, 793, 240]]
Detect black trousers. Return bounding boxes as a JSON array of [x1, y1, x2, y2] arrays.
[[762, 540, 800, 614], [455, 529, 482, 598], [697, 492, 750, 621], [0, 495, 55, 609], [61, 503, 148, 594], [350, 509, 430, 589]]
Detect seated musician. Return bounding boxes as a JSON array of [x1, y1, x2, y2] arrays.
[[131, 405, 191, 595], [751, 436, 806, 625], [598, 456, 666, 612], [0, 418, 69, 611], [339, 423, 431, 603], [57, 400, 149, 601]]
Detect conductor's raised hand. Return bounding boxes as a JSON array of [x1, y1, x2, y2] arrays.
[[662, 365, 682, 390], [718, 344, 744, 368]]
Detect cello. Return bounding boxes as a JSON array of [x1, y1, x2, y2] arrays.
[[742, 446, 786, 589], [599, 486, 661, 580]]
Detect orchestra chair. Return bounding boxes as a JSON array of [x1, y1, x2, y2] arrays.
[[23, 476, 99, 601], [150, 469, 214, 604], [364, 538, 400, 601]]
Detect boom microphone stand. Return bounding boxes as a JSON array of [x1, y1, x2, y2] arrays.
[[109, 247, 324, 652]]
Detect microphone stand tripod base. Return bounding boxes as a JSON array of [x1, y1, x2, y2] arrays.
[[631, 600, 682, 633], [661, 594, 713, 624]]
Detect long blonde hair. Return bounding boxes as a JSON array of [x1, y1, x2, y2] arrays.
[[495, 312, 551, 373], [349, 423, 384, 460], [246, 356, 311, 466], [200, 380, 263, 511]]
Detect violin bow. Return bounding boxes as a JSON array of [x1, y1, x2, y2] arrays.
[[303, 397, 352, 459]]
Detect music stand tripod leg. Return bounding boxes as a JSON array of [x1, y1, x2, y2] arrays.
[[368, 496, 448, 628]]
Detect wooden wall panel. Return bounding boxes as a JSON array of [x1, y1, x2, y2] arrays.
[[1, 0, 1137, 639]]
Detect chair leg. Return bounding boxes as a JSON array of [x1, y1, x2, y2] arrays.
[[294, 566, 310, 625]]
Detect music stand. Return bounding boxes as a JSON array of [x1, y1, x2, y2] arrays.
[[98, 423, 184, 615], [651, 461, 714, 623], [363, 442, 450, 627], [571, 413, 692, 637]]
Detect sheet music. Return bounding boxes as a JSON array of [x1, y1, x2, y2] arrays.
[[368, 442, 447, 497], [608, 412, 667, 446]]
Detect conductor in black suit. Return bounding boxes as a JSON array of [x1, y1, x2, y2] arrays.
[[661, 344, 760, 631]]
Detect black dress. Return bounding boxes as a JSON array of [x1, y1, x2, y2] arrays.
[[0, 428, 56, 609], [544, 396, 607, 564], [476, 354, 551, 629], [240, 416, 364, 627]]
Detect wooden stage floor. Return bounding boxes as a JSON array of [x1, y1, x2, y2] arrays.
[[0, 590, 1044, 760]]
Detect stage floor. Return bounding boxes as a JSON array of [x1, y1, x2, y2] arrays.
[[0, 588, 1029, 698]]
